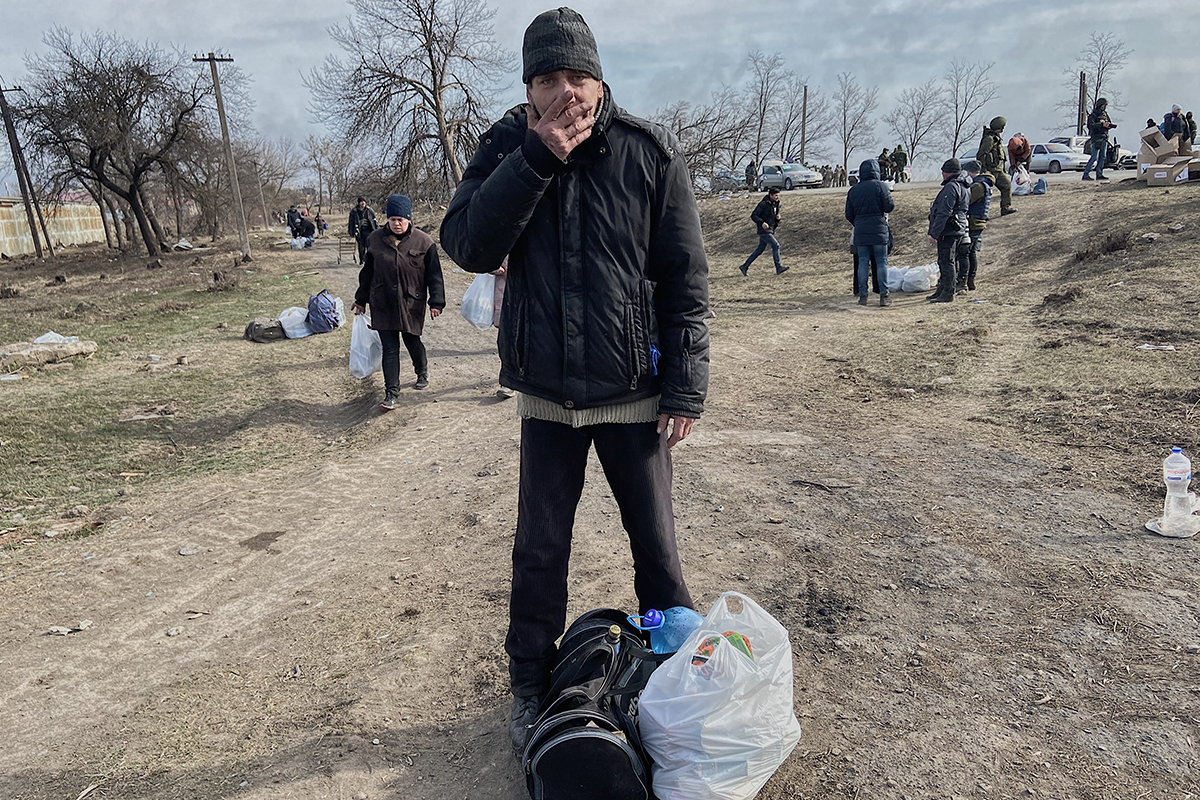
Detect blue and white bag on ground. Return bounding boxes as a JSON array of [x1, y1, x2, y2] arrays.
[[638, 592, 802, 800], [349, 314, 382, 379], [460, 273, 495, 331]]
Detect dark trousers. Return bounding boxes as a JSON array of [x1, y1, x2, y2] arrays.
[[506, 418, 693, 696], [961, 229, 984, 288], [992, 169, 1013, 212], [356, 237, 369, 264], [377, 330, 426, 393], [742, 231, 782, 271], [937, 236, 970, 295]]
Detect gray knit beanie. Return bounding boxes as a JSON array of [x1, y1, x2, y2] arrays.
[[522, 7, 602, 84]]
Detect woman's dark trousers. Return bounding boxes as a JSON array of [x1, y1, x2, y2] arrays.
[[377, 330, 427, 394]]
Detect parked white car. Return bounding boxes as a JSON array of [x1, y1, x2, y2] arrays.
[[1029, 143, 1090, 173]]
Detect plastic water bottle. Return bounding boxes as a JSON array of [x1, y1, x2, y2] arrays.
[[631, 607, 704, 654], [1161, 447, 1195, 537]]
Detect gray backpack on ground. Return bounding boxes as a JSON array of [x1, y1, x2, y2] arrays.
[[243, 318, 286, 342]]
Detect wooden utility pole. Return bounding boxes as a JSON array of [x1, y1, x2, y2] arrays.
[[1077, 71, 1087, 136], [194, 53, 251, 261], [800, 84, 808, 165], [0, 83, 50, 258]]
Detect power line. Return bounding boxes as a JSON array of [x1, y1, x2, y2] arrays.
[[193, 52, 251, 261]]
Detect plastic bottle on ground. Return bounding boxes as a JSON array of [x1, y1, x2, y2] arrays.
[[1161, 447, 1196, 537], [631, 607, 704, 654]]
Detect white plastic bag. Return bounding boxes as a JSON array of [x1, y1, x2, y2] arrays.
[[460, 273, 496, 331], [349, 314, 382, 380], [1012, 165, 1032, 195], [900, 262, 938, 293], [886, 266, 907, 293], [639, 592, 802, 800], [278, 306, 313, 338]]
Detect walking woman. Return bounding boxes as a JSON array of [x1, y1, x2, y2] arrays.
[[352, 194, 445, 410], [844, 159, 895, 307]]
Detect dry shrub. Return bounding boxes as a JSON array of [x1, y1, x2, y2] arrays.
[[0, 286, 19, 299], [208, 270, 239, 292], [1075, 230, 1131, 261], [1041, 287, 1085, 306]]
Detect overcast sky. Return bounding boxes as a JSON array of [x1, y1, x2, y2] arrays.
[[1, 0, 1196, 192]]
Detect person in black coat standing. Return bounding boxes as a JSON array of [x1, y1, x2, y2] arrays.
[[927, 158, 971, 303], [739, 187, 788, 275], [845, 159, 895, 307], [347, 197, 378, 263], [439, 7, 708, 760], [352, 194, 445, 408]]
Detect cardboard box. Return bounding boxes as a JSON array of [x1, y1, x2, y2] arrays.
[[1140, 126, 1181, 160], [1146, 158, 1191, 186]]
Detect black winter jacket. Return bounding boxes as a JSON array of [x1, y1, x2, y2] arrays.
[[844, 159, 894, 246], [928, 172, 970, 239], [348, 206, 378, 240], [439, 85, 710, 417], [751, 196, 780, 234], [1087, 103, 1112, 142], [355, 226, 445, 335]]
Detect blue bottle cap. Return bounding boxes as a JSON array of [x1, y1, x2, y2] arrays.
[[643, 609, 664, 629]]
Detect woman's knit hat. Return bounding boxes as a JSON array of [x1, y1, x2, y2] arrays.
[[385, 194, 411, 220]]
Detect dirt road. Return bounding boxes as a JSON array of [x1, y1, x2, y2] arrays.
[[2, 180, 1198, 800]]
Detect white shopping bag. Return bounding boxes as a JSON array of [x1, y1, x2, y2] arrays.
[[639, 592, 802, 800], [278, 306, 312, 338], [349, 314, 382, 379], [460, 273, 496, 331]]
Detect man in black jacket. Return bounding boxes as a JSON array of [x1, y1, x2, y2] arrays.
[[1082, 98, 1115, 182], [739, 188, 787, 275], [927, 158, 971, 303], [347, 196, 378, 263], [439, 7, 709, 759]]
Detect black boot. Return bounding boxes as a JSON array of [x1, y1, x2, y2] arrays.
[[929, 289, 954, 303]]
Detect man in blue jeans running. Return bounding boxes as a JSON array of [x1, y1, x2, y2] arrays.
[[740, 187, 788, 275], [1082, 97, 1115, 182]]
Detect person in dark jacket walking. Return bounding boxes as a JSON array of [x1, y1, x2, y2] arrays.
[[438, 7, 709, 759], [1082, 98, 1115, 181], [962, 161, 992, 292], [740, 188, 787, 275], [285, 204, 302, 235], [845, 159, 895, 307], [347, 197, 378, 263], [976, 116, 1015, 216], [927, 158, 971, 303], [352, 194, 445, 408]]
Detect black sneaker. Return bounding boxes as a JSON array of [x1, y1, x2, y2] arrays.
[[857, 294, 868, 305], [739, 265, 748, 276], [1082, 175, 1094, 181], [414, 375, 429, 390], [1097, 175, 1109, 182], [775, 265, 789, 275], [1000, 208, 1017, 216], [509, 694, 543, 759], [379, 392, 398, 411]]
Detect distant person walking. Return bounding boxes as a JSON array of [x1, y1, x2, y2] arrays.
[[1082, 97, 1115, 181], [976, 116, 1015, 216], [740, 187, 787, 275], [927, 158, 970, 304], [845, 159, 895, 307], [745, 159, 757, 189], [348, 196, 378, 263], [962, 160, 992, 293], [1184, 111, 1197, 149], [352, 194, 445, 408]]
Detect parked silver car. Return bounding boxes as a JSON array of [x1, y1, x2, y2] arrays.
[[1029, 143, 1090, 173], [758, 162, 822, 191]]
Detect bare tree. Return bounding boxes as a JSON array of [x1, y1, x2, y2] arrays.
[[1055, 31, 1132, 129], [942, 59, 998, 157], [17, 29, 213, 256], [832, 72, 879, 171], [883, 78, 944, 166], [654, 87, 752, 189], [307, 0, 512, 191], [744, 51, 787, 164]]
